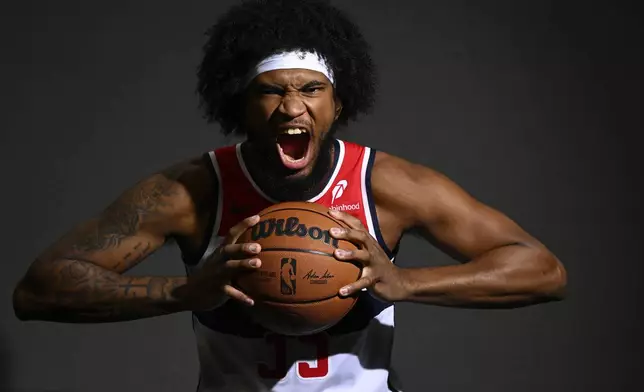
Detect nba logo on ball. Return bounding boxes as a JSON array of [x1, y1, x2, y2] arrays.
[[236, 202, 362, 336], [280, 258, 297, 295]]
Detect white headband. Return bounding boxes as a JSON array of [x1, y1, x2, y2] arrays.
[[245, 50, 335, 86]]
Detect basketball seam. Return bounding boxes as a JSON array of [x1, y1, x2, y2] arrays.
[[259, 295, 359, 305], [259, 294, 360, 333], [256, 207, 350, 229], [254, 248, 363, 278], [259, 247, 334, 257], [258, 247, 363, 269], [243, 262, 363, 304]]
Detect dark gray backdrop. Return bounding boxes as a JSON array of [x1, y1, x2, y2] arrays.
[[1, 1, 642, 391]]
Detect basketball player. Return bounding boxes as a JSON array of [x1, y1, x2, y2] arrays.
[[12, 0, 567, 391]]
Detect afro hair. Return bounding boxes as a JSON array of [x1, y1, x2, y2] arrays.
[[196, 0, 377, 135]]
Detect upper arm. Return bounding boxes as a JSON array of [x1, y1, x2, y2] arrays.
[[372, 153, 544, 262], [30, 157, 211, 275]]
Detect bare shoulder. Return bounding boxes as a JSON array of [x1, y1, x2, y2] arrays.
[[109, 155, 215, 237], [370, 151, 463, 230], [34, 154, 217, 272], [371, 150, 545, 260]]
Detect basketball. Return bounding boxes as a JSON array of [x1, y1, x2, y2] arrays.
[[235, 201, 362, 336]]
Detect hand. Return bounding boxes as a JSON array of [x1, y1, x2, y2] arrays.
[[178, 215, 263, 311], [328, 209, 409, 303]]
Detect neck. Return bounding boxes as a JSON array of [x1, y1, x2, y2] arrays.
[[240, 138, 337, 202]]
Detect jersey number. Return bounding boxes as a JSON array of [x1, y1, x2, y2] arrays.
[[258, 333, 329, 379]]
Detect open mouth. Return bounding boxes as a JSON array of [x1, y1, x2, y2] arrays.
[[276, 128, 313, 170]]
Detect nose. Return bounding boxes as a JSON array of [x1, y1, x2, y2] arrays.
[[278, 94, 307, 118]]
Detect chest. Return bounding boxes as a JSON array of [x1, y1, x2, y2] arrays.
[[184, 140, 404, 262]]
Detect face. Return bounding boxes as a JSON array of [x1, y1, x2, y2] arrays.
[[242, 68, 342, 180]]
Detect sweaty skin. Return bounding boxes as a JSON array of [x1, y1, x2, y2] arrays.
[[12, 68, 566, 324], [342, 152, 566, 306]]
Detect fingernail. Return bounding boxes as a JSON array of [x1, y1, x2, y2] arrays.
[[250, 259, 260, 267], [330, 228, 344, 235], [329, 209, 340, 216], [335, 249, 350, 258], [247, 299, 254, 306], [249, 244, 259, 252], [340, 287, 349, 296]]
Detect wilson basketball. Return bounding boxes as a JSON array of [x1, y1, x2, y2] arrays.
[[235, 201, 362, 336]]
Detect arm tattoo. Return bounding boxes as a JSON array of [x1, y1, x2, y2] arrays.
[[70, 167, 183, 254], [117, 240, 153, 271], [25, 258, 187, 322], [16, 166, 192, 322]]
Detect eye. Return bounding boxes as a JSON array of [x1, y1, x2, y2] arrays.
[[255, 84, 284, 95], [261, 87, 284, 95], [302, 86, 323, 94]]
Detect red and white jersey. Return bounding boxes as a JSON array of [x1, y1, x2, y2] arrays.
[[184, 139, 402, 392]]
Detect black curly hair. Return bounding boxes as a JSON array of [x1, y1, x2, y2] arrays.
[[196, 0, 377, 135]]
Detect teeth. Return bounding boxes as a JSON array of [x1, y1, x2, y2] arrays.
[[282, 128, 307, 135], [283, 155, 303, 163]]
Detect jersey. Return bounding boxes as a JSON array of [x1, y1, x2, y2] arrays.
[[183, 139, 403, 392]]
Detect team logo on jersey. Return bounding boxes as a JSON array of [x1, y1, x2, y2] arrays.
[[280, 258, 297, 295], [331, 179, 348, 204]]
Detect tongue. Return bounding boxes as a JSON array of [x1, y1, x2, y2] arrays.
[[278, 134, 309, 160]]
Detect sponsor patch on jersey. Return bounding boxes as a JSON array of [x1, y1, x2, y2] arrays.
[[330, 202, 361, 212]]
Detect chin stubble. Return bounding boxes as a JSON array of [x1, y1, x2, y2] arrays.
[[245, 136, 336, 201]]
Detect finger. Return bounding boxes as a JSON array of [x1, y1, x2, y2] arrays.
[[223, 284, 255, 306], [328, 209, 365, 230], [225, 215, 261, 244], [339, 276, 376, 297], [333, 248, 370, 263], [224, 257, 262, 272], [221, 242, 262, 259], [329, 227, 371, 247]]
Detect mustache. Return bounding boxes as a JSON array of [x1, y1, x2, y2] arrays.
[[282, 121, 312, 127], [275, 122, 313, 131]]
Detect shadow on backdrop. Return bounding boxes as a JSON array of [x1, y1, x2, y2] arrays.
[[0, 329, 9, 390], [0, 328, 73, 392]]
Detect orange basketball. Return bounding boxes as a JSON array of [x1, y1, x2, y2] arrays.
[[235, 201, 362, 336]]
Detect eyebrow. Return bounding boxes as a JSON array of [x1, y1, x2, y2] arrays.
[[255, 80, 327, 90], [255, 82, 283, 89], [300, 80, 326, 89]]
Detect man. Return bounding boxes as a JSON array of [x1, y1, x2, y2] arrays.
[[12, 0, 567, 391]]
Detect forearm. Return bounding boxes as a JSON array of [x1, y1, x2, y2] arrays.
[[13, 258, 189, 323], [400, 244, 566, 308]]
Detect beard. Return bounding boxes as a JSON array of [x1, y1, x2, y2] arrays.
[[240, 134, 337, 202]]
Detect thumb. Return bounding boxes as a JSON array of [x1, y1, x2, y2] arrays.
[[225, 215, 260, 245]]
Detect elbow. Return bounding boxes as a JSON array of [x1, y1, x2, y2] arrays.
[[13, 259, 63, 321], [546, 260, 568, 301], [12, 283, 33, 321], [527, 250, 568, 302], [499, 247, 567, 305], [12, 279, 49, 322]]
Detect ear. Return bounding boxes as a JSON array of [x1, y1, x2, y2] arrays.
[[333, 95, 343, 121]]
